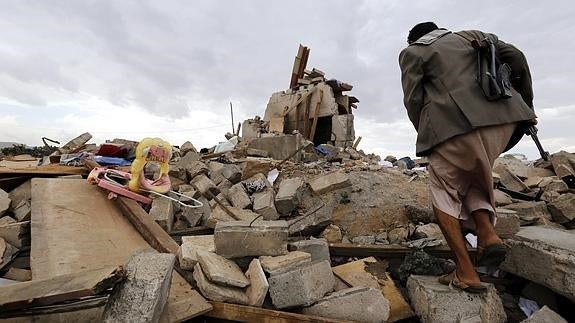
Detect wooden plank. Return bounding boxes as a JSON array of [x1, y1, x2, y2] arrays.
[[329, 243, 477, 260], [205, 302, 353, 323], [303, 94, 312, 137], [115, 197, 180, 256], [0, 296, 107, 319], [0, 266, 123, 312], [308, 89, 324, 141], [332, 258, 415, 322], [0, 165, 86, 177], [281, 87, 316, 118], [31, 178, 212, 321]]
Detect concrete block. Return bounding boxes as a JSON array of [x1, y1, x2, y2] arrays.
[[193, 263, 249, 305], [245, 259, 269, 307], [191, 174, 220, 197], [179, 235, 215, 270], [186, 160, 209, 179], [228, 183, 252, 209], [149, 196, 174, 232], [331, 114, 355, 142], [222, 164, 242, 184], [197, 250, 250, 288], [217, 179, 233, 196], [171, 151, 200, 181], [242, 173, 272, 193], [208, 161, 225, 185], [7, 180, 30, 212], [214, 221, 288, 258], [494, 212, 520, 239], [494, 189, 513, 206], [260, 251, 311, 276], [308, 171, 351, 195], [504, 201, 551, 225], [502, 226, 575, 302], [548, 193, 575, 224], [103, 251, 175, 323], [0, 189, 10, 217], [268, 260, 335, 309], [542, 179, 568, 193], [247, 148, 269, 158], [180, 141, 197, 156], [302, 287, 390, 323], [209, 193, 231, 209], [181, 205, 203, 227], [206, 205, 236, 229], [241, 159, 272, 180], [521, 306, 567, 323], [288, 239, 330, 263], [11, 200, 30, 222], [247, 135, 303, 161], [275, 177, 305, 216], [407, 275, 506, 323], [253, 189, 279, 220], [288, 211, 332, 236]]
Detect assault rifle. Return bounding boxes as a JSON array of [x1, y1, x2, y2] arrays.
[[526, 125, 549, 161]]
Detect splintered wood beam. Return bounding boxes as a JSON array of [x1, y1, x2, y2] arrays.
[[115, 197, 180, 256], [0, 266, 124, 313], [308, 89, 324, 141], [205, 302, 353, 323]]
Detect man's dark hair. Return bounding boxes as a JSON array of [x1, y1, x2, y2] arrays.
[[408, 22, 439, 44]]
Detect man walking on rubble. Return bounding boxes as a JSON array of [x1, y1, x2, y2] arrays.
[[399, 22, 537, 292]]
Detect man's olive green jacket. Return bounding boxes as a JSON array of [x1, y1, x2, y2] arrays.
[[399, 29, 536, 156]]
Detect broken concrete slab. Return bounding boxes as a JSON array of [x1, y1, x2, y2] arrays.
[[502, 226, 575, 302], [268, 260, 335, 309], [197, 250, 250, 288], [0, 221, 28, 248], [180, 141, 197, 156], [179, 235, 215, 270], [275, 177, 305, 216], [12, 200, 31, 222], [186, 160, 210, 180], [320, 224, 343, 243], [407, 275, 506, 323], [227, 183, 252, 209], [247, 148, 269, 158], [302, 286, 390, 323], [216, 179, 233, 196], [503, 201, 552, 225], [547, 193, 575, 224], [494, 211, 520, 239], [246, 135, 303, 161], [524, 176, 543, 188], [252, 189, 279, 220], [244, 259, 269, 307], [7, 180, 30, 212], [208, 162, 226, 185], [308, 171, 351, 195], [193, 263, 249, 305], [260, 251, 311, 276], [288, 211, 332, 236], [222, 164, 242, 184], [0, 189, 10, 217], [206, 206, 236, 229], [1, 238, 18, 269], [288, 239, 330, 263], [494, 189, 513, 206], [542, 179, 568, 193], [103, 251, 175, 323], [241, 159, 272, 180], [521, 305, 567, 323], [0, 216, 16, 226], [181, 205, 203, 227], [149, 196, 174, 233], [214, 221, 288, 258]]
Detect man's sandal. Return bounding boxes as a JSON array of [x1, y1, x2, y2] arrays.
[[438, 271, 488, 293], [477, 243, 507, 267]]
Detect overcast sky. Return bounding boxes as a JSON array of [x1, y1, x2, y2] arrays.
[[0, 0, 574, 160]]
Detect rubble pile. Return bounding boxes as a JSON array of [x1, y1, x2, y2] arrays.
[[0, 45, 573, 322]]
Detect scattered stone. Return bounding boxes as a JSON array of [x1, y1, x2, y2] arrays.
[[260, 251, 311, 276], [524, 176, 543, 188], [214, 221, 288, 258], [521, 306, 567, 323], [247, 148, 269, 158], [351, 235, 376, 245], [308, 171, 351, 195], [320, 224, 343, 243], [186, 160, 210, 180], [0, 221, 27, 248], [191, 174, 220, 197], [494, 211, 521, 239], [302, 287, 390, 323], [1, 238, 18, 267], [275, 177, 305, 216], [149, 196, 174, 232], [543, 179, 569, 193], [179, 235, 215, 270], [547, 193, 575, 224], [222, 164, 242, 184], [398, 250, 455, 282], [407, 275, 506, 323], [404, 204, 436, 224], [227, 183, 252, 209], [0, 189, 10, 217], [242, 173, 271, 194], [197, 250, 250, 288], [245, 259, 268, 307], [181, 205, 203, 227], [413, 223, 445, 241], [171, 151, 200, 181], [252, 189, 279, 220], [208, 162, 226, 185], [494, 189, 513, 206], [206, 206, 236, 229], [268, 260, 335, 309], [7, 180, 31, 211], [193, 263, 249, 305], [504, 201, 552, 225], [288, 239, 330, 263], [388, 227, 409, 244], [241, 159, 272, 180], [0, 216, 16, 226], [217, 179, 233, 196], [103, 251, 175, 323], [502, 226, 575, 302], [180, 141, 197, 156]]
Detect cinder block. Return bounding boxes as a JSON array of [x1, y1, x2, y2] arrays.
[[214, 221, 288, 258]]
